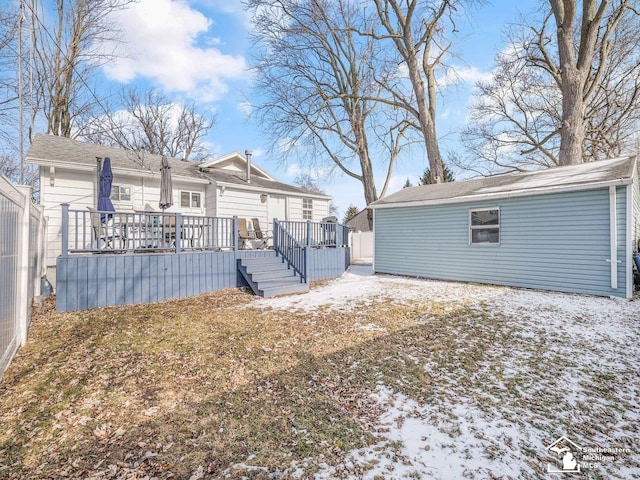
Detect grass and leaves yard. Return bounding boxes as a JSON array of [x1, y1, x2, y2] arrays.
[[1, 266, 639, 479]]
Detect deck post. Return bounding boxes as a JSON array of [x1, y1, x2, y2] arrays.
[[306, 220, 312, 247], [233, 216, 238, 252], [61, 203, 69, 258], [175, 213, 182, 254]]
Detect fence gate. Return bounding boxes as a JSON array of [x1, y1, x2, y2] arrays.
[[350, 231, 373, 261]]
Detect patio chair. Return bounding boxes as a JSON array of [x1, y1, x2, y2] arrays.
[[251, 218, 271, 249], [238, 218, 255, 249], [87, 207, 123, 250]]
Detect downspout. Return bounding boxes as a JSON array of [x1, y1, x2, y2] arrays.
[[608, 186, 619, 290], [626, 181, 634, 299]]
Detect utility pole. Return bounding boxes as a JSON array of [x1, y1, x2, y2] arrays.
[[18, 0, 24, 184]]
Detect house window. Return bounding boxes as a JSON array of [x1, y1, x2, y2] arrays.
[[469, 208, 500, 245], [302, 198, 313, 220], [180, 191, 201, 208], [111, 185, 132, 202]]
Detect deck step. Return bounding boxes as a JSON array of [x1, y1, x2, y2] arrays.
[[260, 282, 309, 298], [238, 255, 308, 298]]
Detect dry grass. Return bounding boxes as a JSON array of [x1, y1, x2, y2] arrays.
[[0, 288, 462, 479], [1, 284, 638, 479]]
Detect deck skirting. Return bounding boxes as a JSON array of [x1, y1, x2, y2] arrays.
[[56, 248, 349, 312]]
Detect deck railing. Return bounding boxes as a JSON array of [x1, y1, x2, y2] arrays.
[[273, 219, 307, 283], [61, 205, 235, 255], [60, 205, 350, 263], [278, 220, 349, 248]]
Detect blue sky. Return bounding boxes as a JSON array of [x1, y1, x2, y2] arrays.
[[97, 0, 537, 217]]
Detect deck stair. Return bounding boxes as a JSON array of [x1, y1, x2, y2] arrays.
[[238, 254, 309, 297]]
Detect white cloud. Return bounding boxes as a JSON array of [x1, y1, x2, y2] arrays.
[[237, 101, 253, 117], [102, 0, 247, 102], [439, 65, 492, 88]]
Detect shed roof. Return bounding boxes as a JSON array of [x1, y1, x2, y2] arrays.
[[371, 156, 637, 209]]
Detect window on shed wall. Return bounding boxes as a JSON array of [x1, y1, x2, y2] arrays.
[[302, 198, 313, 220], [181, 191, 201, 208], [469, 208, 500, 244]]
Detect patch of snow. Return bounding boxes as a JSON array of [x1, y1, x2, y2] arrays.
[[262, 265, 640, 479], [251, 265, 506, 314]]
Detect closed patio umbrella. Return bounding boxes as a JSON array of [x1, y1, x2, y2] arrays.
[[159, 155, 173, 211], [97, 157, 115, 223]]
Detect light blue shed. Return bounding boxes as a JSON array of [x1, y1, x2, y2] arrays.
[[370, 157, 639, 298]]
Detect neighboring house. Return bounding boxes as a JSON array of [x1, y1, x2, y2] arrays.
[[346, 208, 372, 232], [26, 134, 332, 284], [370, 156, 640, 299]]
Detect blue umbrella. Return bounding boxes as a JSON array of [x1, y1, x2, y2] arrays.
[[97, 157, 115, 223]]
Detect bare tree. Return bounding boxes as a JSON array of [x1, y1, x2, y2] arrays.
[[460, 5, 640, 174], [544, 0, 637, 165], [367, 0, 462, 183], [77, 88, 216, 161], [28, 0, 132, 138], [246, 0, 412, 227]]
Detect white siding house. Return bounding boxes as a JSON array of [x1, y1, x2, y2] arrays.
[[26, 134, 332, 285], [371, 157, 639, 299]]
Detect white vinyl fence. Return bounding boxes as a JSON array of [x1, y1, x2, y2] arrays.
[[0, 176, 48, 380], [350, 231, 373, 261]]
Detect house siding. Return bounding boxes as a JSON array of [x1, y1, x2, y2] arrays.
[[216, 187, 269, 230], [39, 167, 207, 284], [374, 187, 629, 298]]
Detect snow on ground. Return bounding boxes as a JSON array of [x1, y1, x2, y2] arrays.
[[252, 264, 508, 314], [254, 266, 640, 479]]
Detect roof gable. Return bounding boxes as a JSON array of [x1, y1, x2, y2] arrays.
[[199, 152, 274, 180]]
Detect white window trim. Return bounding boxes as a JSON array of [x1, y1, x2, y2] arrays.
[[180, 190, 202, 209], [111, 184, 133, 203], [469, 207, 500, 246], [302, 198, 313, 220]]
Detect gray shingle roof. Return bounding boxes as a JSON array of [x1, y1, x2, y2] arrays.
[[346, 209, 372, 231], [372, 156, 637, 208], [26, 133, 203, 179], [26, 134, 333, 198], [203, 167, 331, 198]]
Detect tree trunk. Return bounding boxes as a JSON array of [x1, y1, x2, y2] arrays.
[[403, 20, 444, 182], [558, 67, 585, 165]]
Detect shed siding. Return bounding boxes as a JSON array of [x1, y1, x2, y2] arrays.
[[375, 187, 628, 298]]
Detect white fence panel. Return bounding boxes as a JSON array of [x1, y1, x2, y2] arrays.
[[0, 176, 47, 380], [350, 231, 373, 261]]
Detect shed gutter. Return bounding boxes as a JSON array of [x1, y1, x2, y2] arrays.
[[370, 178, 633, 210]]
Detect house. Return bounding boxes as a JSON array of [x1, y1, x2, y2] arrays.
[[26, 134, 332, 285], [369, 156, 640, 299], [346, 208, 372, 232]]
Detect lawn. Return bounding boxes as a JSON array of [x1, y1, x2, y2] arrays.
[[1, 266, 639, 479]]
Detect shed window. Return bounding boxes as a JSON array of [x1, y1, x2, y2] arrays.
[[181, 191, 201, 208], [111, 185, 132, 202], [302, 198, 313, 220], [469, 208, 500, 245]]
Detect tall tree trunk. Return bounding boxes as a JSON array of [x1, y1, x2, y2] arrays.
[[558, 66, 585, 165]]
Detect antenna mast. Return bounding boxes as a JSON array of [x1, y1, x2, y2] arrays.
[[18, 0, 24, 184]]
